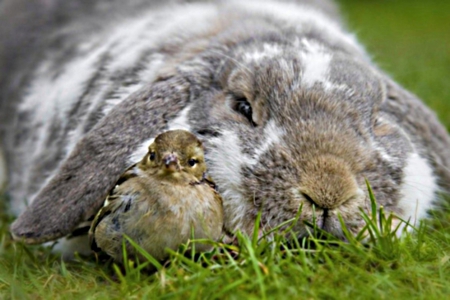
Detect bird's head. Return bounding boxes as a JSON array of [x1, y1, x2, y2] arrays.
[[140, 130, 206, 181]]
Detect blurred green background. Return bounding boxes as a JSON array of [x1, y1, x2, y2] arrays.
[[339, 0, 450, 127]]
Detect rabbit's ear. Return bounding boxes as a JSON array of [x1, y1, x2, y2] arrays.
[[10, 75, 191, 244]]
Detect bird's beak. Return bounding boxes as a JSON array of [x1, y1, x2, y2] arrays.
[[163, 153, 179, 172]]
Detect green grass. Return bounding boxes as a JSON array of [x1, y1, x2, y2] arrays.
[[2, 0, 450, 299], [2, 188, 450, 299]]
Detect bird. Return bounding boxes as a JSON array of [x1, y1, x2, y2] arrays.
[[88, 129, 224, 263]]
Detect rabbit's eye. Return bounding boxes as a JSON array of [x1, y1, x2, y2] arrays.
[[234, 97, 257, 126]]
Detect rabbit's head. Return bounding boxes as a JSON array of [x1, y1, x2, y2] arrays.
[[169, 36, 417, 238]]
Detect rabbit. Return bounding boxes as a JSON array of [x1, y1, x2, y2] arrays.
[[1, 0, 449, 257]]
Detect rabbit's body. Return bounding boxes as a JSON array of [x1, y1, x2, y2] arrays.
[[1, 0, 449, 254]]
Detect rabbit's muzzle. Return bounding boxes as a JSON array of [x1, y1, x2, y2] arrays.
[[290, 154, 368, 239], [298, 155, 364, 210]]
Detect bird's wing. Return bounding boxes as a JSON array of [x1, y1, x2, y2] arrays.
[[88, 165, 141, 251], [65, 163, 141, 240], [88, 186, 141, 251]]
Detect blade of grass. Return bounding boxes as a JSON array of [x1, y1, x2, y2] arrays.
[[123, 235, 163, 271]]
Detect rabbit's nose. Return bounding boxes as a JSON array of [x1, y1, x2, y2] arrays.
[[299, 155, 362, 210]]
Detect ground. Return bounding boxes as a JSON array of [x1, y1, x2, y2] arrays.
[[1, 0, 450, 299]]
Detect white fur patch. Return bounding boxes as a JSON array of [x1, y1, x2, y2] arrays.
[[207, 130, 252, 230], [397, 153, 438, 226], [296, 39, 351, 93], [128, 138, 155, 165], [168, 104, 193, 131], [244, 43, 282, 62], [300, 39, 332, 88], [252, 120, 285, 163]]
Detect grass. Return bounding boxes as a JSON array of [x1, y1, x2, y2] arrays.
[[2, 188, 450, 299], [2, 0, 450, 299]]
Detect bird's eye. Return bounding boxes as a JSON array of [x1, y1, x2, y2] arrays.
[[149, 152, 156, 161], [233, 96, 257, 126], [188, 158, 198, 167]]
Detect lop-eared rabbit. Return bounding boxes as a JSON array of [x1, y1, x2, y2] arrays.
[[1, 0, 449, 256]]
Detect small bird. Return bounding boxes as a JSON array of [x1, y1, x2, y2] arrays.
[[89, 129, 224, 263]]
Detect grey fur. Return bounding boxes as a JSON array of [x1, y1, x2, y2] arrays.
[[1, 0, 449, 247]]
